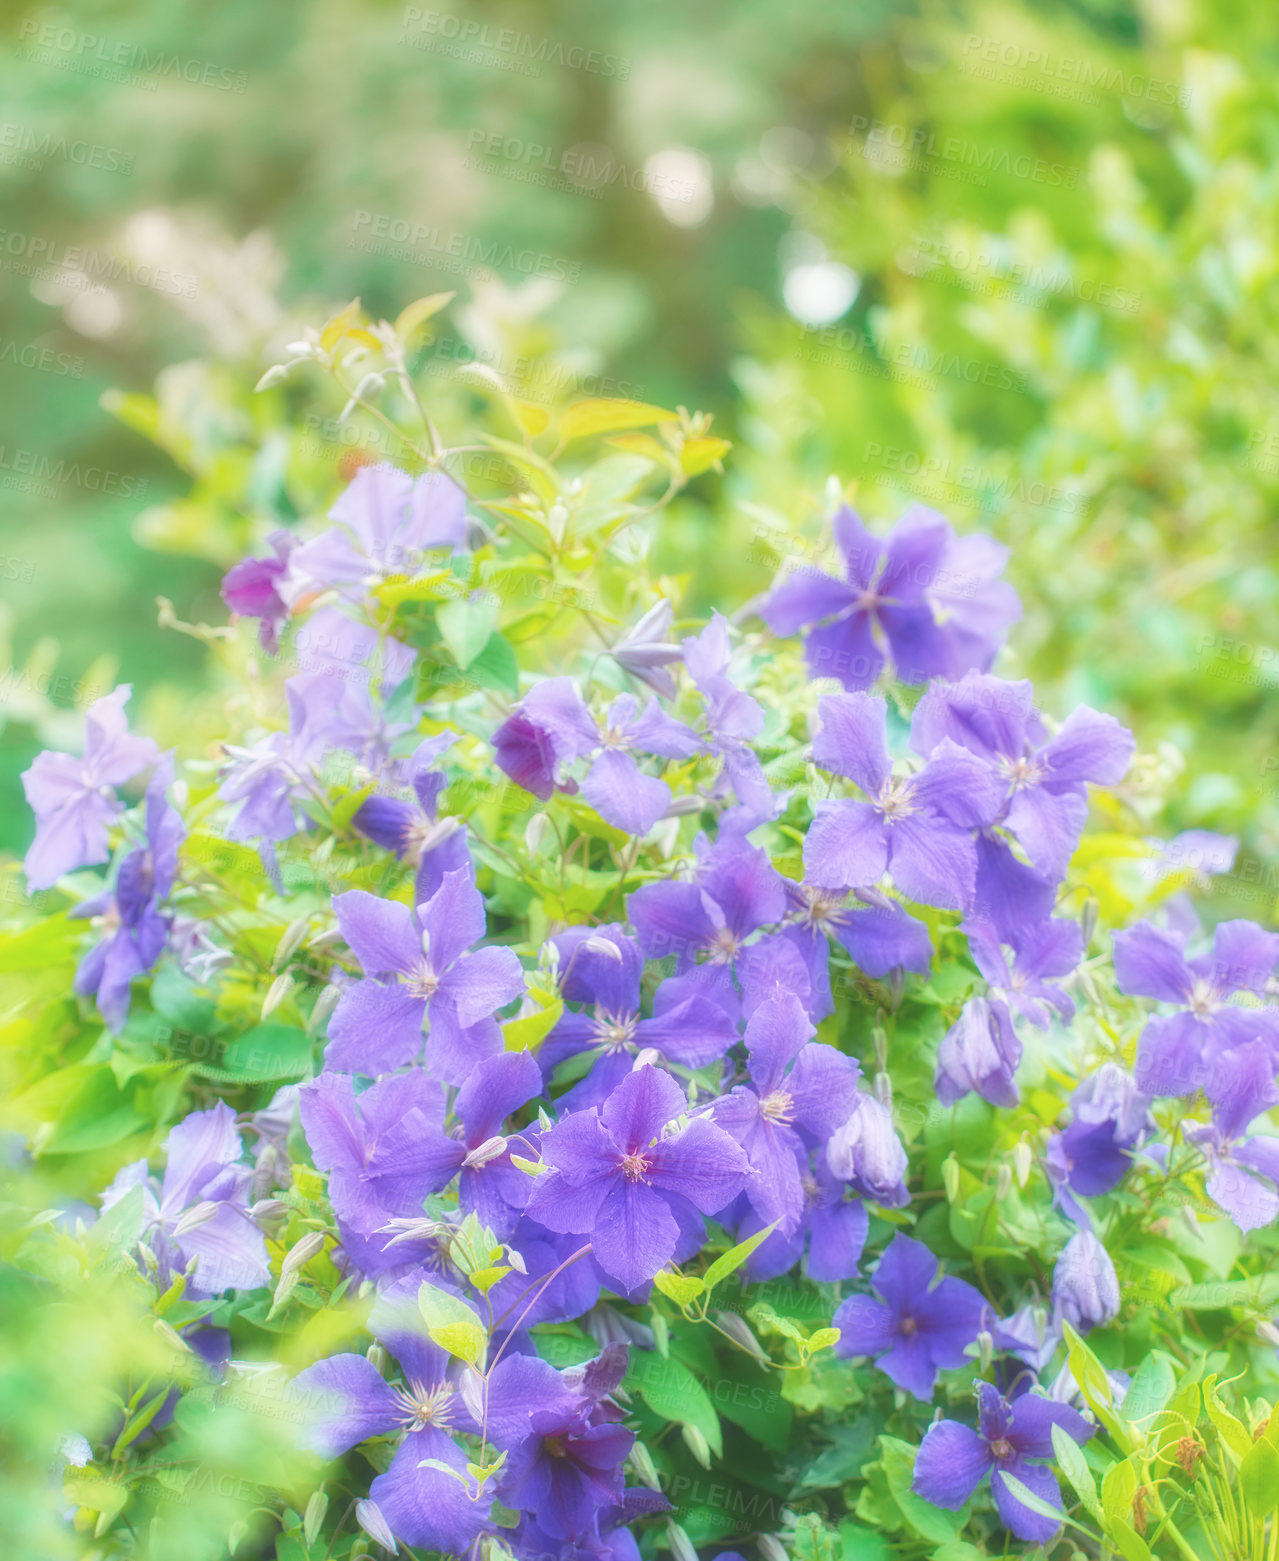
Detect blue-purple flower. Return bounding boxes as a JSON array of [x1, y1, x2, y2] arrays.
[[324, 870, 525, 1083], [72, 754, 184, 1031], [524, 1064, 751, 1293], [1045, 1064, 1154, 1217], [911, 1382, 1093, 1543], [784, 883, 933, 1019], [221, 530, 297, 652], [1188, 1039, 1279, 1230], [101, 1103, 269, 1297], [825, 1091, 912, 1208], [683, 611, 772, 818], [22, 685, 159, 890], [803, 691, 1003, 911], [351, 731, 472, 902], [833, 1233, 985, 1399], [757, 505, 1020, 691], [1052, 1229, 1120, 1333], [1113, 917, 1279, 1096]]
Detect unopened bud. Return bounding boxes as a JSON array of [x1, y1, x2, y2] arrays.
[[713, 1309, 768, 1360], [583, 936, 624, 961], [524, 813, 550, 854], [633, 1048, 661, 1071], [667, 1523, 698, 1561], [976, 1329, 994, 1373], [1258, 1320, 1279, 1349], [307, 983, 342, 1035], [254, 363, 289, 393], [664, 794, 707, 816], [995, 1164, 1012, 1201], [681, 1423, 712, 1469], [153, 1318, 191, 1354], [1013, 1138, 1033, 1188], [504, 1245, 527, 1276], [759, 1535, 789, 1561], [273, 917, 311, 969], [356, 1497, 399, 1554], [872, 1069, 893, 1110], [463, 1136, 508, 1170], [172, 1200, 221, 1239], [304, 1489, 329, 1547], [251, 1198, 289, 1222], [365, 1342, 387, 1374], [282, 1230, 325, 1277], [353, 372, 386, 401], [628, 1440, 661, 1489], [887, 965, 905, 1012], [1080, 897, 1099, 948], [547, 501, 569, 543], [262, 971, 295, 1020], [942, 1152, 960, 1203]]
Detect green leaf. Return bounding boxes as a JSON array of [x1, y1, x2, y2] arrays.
[[189, 1024, 313, 1083], [395, 291, 455, 337], [560, 397, 679, 442], [877, 1436, 963, 1543], [1000, 1471, 1083, 1534], [1203, 1374, 1253, 1461], [1108, 1519, 1153, 1561], [418, 1282, 487, 1367], [703, 1223, 778, 1290], [625, 1351, 722, 1456], [437, 592, 500, 670], [502, 997, 562, 1053], [653, 1270, 704, 1306], [1122, 1353, 1176, 1424], [1241, 1437, 1279, 1514], [1051, 1422, 1103, 1522], [466, 631, 520, 696]]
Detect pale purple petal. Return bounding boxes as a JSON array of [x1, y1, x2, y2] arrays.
[[804, 800, 889, 890], [334, 890, 420, 977], [811, 692, 891, 792], [581, 750, 671, 836], [911, 1419, 992, 1510]]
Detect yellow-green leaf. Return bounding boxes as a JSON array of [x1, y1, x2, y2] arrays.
[[653, 1270, 704, 1306], [560, 398, 679, 442], [395, 292, 455, 338]]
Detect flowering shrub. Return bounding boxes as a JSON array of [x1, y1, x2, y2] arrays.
[[5, 294, 1279, 1561]]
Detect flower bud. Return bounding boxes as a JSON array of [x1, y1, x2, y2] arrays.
[[304, 1490, 329, 1546], [941, 1152, 960, 1204], [524, 813, 550, 854], [759, 1535, 789, 1561], [995, 1164, 1012, 1201], [628, 1440, 662, 1489], [261, 971, 295, 1020], [282, 1231, 325, 1278], [307, 983, 342, 1036], [356, 1497, 399, 1554], [1013, 1138, 1033, 1188], [273, 917, 312, 969], [254, 364, 289, 393], [667, 1523, 698, 1561], [353, 372, 385, 401], [463, 1136, 508, 1170], [713, 1309, 768, 1360], [172, 1200, 221, 1239], [365, 1342, 387, 1374], [1052, 1230, 1120, 1332]]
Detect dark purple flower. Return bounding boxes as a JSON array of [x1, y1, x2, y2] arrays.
[[683, 612, 773, 819], [1114, 918, 1279, 1096], [803, 692, 1003, 911], [524, 1065, 751, 1293], [221, 530, 297, 652], [991, 1305, 1061, 1374], [912, 674, 1135, 880], [712, 993, 861, 1236], [1046, 1064, 1153, 1213], [825, 1091, 911, 1207], [324, 870, 525, 1083], [833, 1234, 986, 1399], [290, 1272, 488, 1554], [22, 685, 159, 890], [1188, 1040, 1279, 1230], [486, 1218, 605, 1328], [1052, 1229, 1119, 1332], [287, 464, 469, 606], [486, 1344, 634, 1540], [540, 924, 737, 1108], [757, 505, 1020, 691], [351, 732, 472, 903], [72, 754, 184, 1032], [100, 1103, 269, 1297], [912, 1382, 1093, 1543]]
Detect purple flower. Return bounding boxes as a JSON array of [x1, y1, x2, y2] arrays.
[[825, 1091, 911, 1208], [486, 1344, 634, 1540], [803, 692, 1003, 911], [221, 530, 297, 652], [725, 1159, 870, 1283], [22, 685, 158, 890], [785, 883, 933, 1019], [524, 1065, 751, 1293], [912, 674, 1135, 880], [494, 678, 701, 835], [610, 600, 684, 700], [712, 993, 861, 1237], [1046, 1065, 1153, 1213], [756, 505, 1019, 691], [627, 837, 794, 1019], [991, 1305, 1061, 1374], [1113, 918, 1279, 1096], [298, 1070, 460, 1245], [936, 995, 1022, 1108], [287, 463, 469, 606], [101, 1103, 269, 1297], [1188, 1040, 1279, 1230], [912, 1382, 1093, 1543], [290, 1273, 488, 1554], [540, 924, 737, 1109], [324, 870, 525, 1084], [1052, 1229, 1119, 1332], [833, 1234, 986, 1399], [352, 733, 472, 903], [72, 754, 184, 1032], [683, 612, 772, 818], [448, 1049, 545, 1238]]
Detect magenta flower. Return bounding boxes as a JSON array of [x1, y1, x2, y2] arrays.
[[525, 1065, 751, 1292], [22, 685, 158, 890], [757, 505, 1020, 691], [221, 530, 297, 652], [324, 869, 525, 1083], [833, 1234, 986, 1399], [912, 1382, 1092, 1543]]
